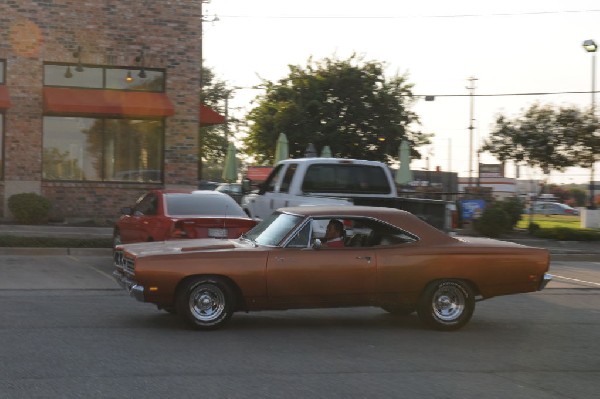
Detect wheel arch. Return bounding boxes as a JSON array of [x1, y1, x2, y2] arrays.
[[174, 274, 246, 312]]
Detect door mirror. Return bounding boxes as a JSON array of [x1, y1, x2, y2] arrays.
[[242, 178, 252, 194]]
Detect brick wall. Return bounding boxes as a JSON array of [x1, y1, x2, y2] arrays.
[[0, 1, 204, 221]]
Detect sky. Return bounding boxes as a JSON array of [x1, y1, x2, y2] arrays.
[[202, 0, 600, 184]]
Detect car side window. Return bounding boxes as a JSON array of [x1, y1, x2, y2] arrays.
[[286, 222, 312, 248], [279, 163, 298, 194], [136, 194, 157, 216]]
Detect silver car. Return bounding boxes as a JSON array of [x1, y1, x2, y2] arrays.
[[526, 202, 579, 216]]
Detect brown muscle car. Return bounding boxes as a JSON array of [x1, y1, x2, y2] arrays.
[[113, 206, 552, 331]]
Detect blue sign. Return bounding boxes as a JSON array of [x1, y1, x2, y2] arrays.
[[460, 199, 486, 221]]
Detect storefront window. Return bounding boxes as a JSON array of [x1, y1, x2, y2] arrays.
[[43, 64, 164, 92], [43, 116, 163, 182], [44, 64, 103, 88]]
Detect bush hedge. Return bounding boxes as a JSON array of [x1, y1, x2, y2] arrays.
[[8, 193, 51, 224]]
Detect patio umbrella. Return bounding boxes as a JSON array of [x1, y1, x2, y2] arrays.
[[320, 145, 332, 157], [395, 140, 413, 185], [222, 142, 238, 182], [304, 143, 317, 157], [274, 133, 289, 164]]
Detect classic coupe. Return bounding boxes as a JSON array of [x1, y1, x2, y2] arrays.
[[113, 206, 552, 331]]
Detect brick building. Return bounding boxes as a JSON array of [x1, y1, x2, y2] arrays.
[[0, 0, 219, 222]]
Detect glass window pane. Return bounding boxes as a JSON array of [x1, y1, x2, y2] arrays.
[[44, 64, 103, 88], [104, 119, 163, 182], [43, 116, 102, 180], [105, 68, 164, 92], [165, 193, 246, 217]]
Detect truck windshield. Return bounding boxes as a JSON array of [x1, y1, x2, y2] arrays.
[[244, 212, 304, 246], [302, 164, 391, 194]]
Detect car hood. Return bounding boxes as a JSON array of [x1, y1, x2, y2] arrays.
[[117, 237, 254, 257]]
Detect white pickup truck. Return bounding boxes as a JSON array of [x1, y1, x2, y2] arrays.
[[241, 158, 455, 231]]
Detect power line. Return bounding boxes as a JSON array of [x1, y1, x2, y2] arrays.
[[218, 9, 600, 20], [419, 90, 596, 98]]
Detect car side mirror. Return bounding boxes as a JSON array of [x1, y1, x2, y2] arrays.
[[312, 238, 322, 250]]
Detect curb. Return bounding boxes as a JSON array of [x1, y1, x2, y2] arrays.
[[0, 247, 113, 256]]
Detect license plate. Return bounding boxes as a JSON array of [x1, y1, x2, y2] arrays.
[[208, 228, 228, 238]]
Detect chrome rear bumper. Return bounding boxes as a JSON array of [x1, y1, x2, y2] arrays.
[[539, 273, 553, 290]]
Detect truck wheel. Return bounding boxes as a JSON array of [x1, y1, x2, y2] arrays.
[[417, 280, 475, 331], [176, 277, 234, 330]]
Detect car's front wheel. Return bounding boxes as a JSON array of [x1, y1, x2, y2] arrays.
[[176, 277, 234, 330], [417, 280, 475, 331]]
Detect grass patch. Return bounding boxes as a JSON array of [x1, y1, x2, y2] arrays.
[[516, 215, 582, 229], [516, 214, 600, 241], [0, 236, 113, 248]]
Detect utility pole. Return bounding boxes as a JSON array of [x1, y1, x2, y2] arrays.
[[466, 77, 478, 188]]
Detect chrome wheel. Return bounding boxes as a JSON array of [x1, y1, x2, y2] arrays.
[[417, 280, 475, 331], [432, 284, 465, 321], [177, 278, 234, 330], [189, 284, 226, 322]]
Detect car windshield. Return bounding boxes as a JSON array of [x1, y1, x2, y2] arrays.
[[165, 194, 246, 217], [243, 212, 304, 246]]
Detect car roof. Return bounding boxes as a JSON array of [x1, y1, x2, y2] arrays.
[[278, 205, 454, 244]]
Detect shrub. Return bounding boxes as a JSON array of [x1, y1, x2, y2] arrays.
[[499, 197, 525, 228], [473, 204, 512, 238], [7, 193, 52, 224], [533, 227, 600, 241]]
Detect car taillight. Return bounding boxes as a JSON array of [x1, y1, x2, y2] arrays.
[[171, 221, 189, 239]]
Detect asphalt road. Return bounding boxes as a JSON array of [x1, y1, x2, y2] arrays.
[[0, 255, 598, 398]]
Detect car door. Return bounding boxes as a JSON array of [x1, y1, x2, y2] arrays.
[[119, 193, 160, 243], [265, 220, 377, 308]]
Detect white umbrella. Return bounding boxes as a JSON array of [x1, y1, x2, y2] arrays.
[[320, 145, 332, 157], [274, 133, 289, 164], [395, 140, 413, 185]]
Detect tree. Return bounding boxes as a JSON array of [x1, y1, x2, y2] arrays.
[[243, 54, 430, 164], [483, 103, 599, 175], [199, 65, 235, 179]]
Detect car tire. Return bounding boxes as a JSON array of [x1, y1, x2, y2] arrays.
[[381, 305, 415, 315], [176, 277, 235, 330], [417, 279, 475, 331]]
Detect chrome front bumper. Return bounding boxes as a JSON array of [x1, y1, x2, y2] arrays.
[[539, 273, 553, 290], [112, 270, 145, 302]]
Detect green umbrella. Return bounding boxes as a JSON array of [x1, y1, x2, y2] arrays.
[[222, 142, 238, 182], [395, 140, 413, 185], [320, 145, 332, 157], [274, 133, 289, 164]]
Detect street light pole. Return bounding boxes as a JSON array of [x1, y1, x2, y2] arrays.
[[583, 39, 597, 209], [466, 76, 478, 188]]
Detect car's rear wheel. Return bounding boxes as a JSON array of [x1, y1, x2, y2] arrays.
[[176, 277, 234, 330], [417, 280, 475, 331]]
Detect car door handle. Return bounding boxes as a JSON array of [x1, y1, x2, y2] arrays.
[[356, 256, 371, 263]]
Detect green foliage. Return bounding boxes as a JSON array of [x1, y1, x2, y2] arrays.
[[244, 54, 430, 164], [498, 197, 524, 228], [532, 227, 600, 241], [8, 193, 51, 224], [483, 103, 600, 173], [473, 203, 512, 238], [199, 64, 233, 179]]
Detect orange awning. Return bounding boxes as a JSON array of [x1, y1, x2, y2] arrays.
[[200, 104, 226, 126], [0, 86, 11, 109], [43, 87, 175, 117]]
